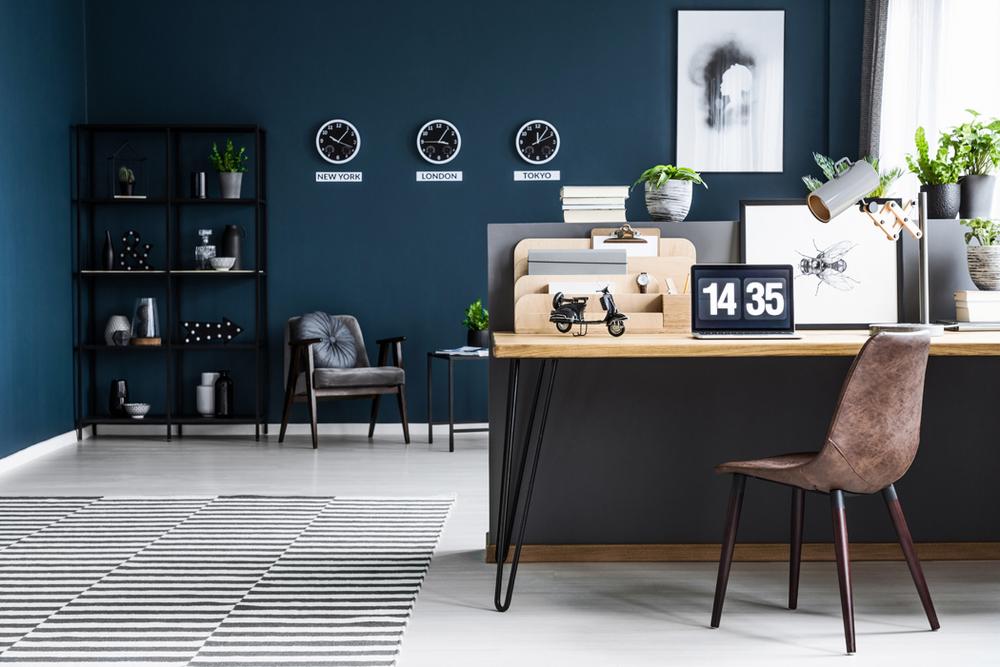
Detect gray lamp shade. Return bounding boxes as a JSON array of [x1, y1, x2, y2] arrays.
[[807, 159, 880, 222]]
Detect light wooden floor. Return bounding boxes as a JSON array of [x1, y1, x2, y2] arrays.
[[1, 430, 997, 665]]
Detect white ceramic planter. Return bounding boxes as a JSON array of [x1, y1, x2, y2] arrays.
[[219, 172, 243, 199], [645, 180, 692, 222], [967, 245, 1000, 291]]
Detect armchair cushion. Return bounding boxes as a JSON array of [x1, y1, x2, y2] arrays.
[[312, 366, 404, 389], [294, 312, 358, 369]]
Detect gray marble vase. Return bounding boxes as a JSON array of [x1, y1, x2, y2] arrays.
[[645, 180, 692, 222], [967, 245, 1000, 290]]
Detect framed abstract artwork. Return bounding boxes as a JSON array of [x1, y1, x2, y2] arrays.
[[740, 200, 901, 328], [676, 10, 784, 173]]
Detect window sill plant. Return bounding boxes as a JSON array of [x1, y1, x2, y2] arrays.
[[209, 139, 249, 199], [463, 299, 489, 348], [633, 164, 707, 222], [950, 109, 1000, 218], [961, 217, 1000, 290], [906, 126, 961, 219]]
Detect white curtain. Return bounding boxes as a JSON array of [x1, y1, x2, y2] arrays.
[[879, 0, 1000, 215]]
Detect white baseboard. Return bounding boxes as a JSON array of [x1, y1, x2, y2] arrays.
[[0, 428, 91, 475], [92, 422, 489, 437]]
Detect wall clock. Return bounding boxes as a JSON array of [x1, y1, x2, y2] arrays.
[[515, 119, 560, 165], [417, 119, 461, 164], [316, 119, 361, 164]]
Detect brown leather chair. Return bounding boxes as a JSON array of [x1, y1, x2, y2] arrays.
[[709, 332, 939, 654]]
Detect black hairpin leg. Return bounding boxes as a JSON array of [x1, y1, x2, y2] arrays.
[[494, 358, 559, 612]]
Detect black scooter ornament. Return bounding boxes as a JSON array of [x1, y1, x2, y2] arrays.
[[549, 286, 627, 337]]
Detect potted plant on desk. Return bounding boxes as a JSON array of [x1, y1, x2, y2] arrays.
[[961, 217, 1000, 290], [209, 138, 248, 199], [906, 126, 962, 219], [633, 164, 707, 222], [949, 109, 1000, 218], [463, 299, 489, 348]]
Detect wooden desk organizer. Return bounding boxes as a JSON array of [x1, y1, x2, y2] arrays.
[[513, 229, 695, 335]]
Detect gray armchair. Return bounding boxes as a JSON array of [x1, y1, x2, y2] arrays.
[[278, 314, 409, 449]]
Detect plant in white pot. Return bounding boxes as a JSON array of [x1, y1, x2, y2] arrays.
[[961, 217, 1000, 290], [949, 109, 1000, 218], [209, 138, 248, 199], [633, 164, 707, 222]]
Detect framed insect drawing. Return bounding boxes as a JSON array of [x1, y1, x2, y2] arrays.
[[740, 200, 901, 327]]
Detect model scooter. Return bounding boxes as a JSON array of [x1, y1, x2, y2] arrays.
[[549, 286, 627, 337]]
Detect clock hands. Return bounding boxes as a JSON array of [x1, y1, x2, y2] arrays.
[[533, 129, 551, 145]]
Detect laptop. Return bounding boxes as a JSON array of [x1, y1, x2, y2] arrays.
[[690, 264, 801, 339]]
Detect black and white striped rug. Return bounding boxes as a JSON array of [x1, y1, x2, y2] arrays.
[[0, 495, 452, 666]]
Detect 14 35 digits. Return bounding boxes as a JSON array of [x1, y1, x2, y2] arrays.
[[700, 278, 787, 320]]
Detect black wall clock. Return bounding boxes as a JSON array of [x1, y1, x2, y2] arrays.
[[316, 119, 360, 164], [516, 119, 560, 165], [417, 119, 461, 165]]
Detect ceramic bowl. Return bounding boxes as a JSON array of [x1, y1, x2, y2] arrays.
[[123, 402, 151, 419], [210, 257, 236, 271]]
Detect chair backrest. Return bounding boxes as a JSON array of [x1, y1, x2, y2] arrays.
[[815, 332, 930, 493], [283, 314, 370, 381]]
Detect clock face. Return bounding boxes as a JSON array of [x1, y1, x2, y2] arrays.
[[417, 119, 461, 164], [316, 119, 360, 164], [516, 119, 560, 164]]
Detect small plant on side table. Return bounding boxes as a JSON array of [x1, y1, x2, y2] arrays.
[[117, 166, 135, 196], [209, 139, 249, 199], [906, 126, 962, 219], [463, 299, 490, 348], [960, 217, 1000, 290], [633, 164, 707, 222]]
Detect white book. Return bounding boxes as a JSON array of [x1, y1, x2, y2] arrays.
[[955, 290, 1000, 302], [560, 196, 628, 206], [562, 209, 628, 223], [562, 203, 627, 211], [560, 185, 630, 198], [956, 303, 1000, 322]]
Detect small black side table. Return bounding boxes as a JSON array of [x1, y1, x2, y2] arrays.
[[427, 351, 489, 451]]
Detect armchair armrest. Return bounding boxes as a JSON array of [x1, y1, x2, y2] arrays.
[[375, 336, 406, 345], [289, 337, 323, 348], [376, 336, 406, 368]]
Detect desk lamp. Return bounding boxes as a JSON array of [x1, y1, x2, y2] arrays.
[[806, 158, 944, 335]]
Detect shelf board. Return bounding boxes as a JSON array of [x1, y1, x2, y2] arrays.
[[172, 415, 259, 424], [78, 270, 166, 276], [174, 343, 257, 350], [80, 414, 259, 426], [171, 269, 262, 276], [174, 198, 263, 206], [77, 343, 165, 351], [77, 342, 257, 351], [76, 197, 168, 205]]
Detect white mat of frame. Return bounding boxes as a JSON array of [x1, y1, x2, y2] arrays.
[[0, 495, 453, 666]]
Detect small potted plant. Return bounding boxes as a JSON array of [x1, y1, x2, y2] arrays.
[[463, 299, 489, 348], [802, 153, 903, 200], [906, 126, 962, 219], [949, 109, 1000, 218], [117, 166, 135, 196], [633, 164, 707, 222], [961, 217, 1000, 290], [209, 138, 248, 199]]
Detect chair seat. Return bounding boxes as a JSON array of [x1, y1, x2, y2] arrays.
[[313, 366, 404, 389], [715, 452, 819, 489]]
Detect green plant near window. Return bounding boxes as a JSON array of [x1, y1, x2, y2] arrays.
[[209, 139, 248, 173], [801, 153, 903, 198], [905, 126, 961, 185], [960, 217, 1000, 246], [117, 166, 135, 184], [947, 109, 1000, 176], [633, 164, 708, 190], [462, 299, 489, 331]]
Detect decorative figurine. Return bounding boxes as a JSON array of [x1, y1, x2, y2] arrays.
[[549, 286, 627, 337]]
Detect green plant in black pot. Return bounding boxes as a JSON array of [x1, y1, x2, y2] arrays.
[[802, 153, 903, 199], [906, 126, 962, 219], [633, 164, 707, 222], [209, 139, 248, 199], [949, 110, 1000, 218], [960, 217, 1000, 290], [117, 166, 135, 196], [463, 299, 489, 348]]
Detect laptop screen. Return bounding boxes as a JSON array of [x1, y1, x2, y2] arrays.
[[690, 264, 796, 333]]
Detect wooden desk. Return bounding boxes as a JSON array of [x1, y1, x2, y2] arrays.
[[490, 329, 1000, 612]]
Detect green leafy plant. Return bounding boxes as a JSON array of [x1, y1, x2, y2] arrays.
[[633, 164, 707, 190], [209, 139, 248, 173], [905, 126, 961, 185], [801, 153, 903, 198], [462, 299, 489, 332], [117, 166, 135, 184], [947, 109, 1000, 176], [960, 217, 1000, 246]]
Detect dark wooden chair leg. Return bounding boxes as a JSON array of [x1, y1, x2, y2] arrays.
[[368, 395, 381, 439], [830, 490, 856, 654], [711, 473, 747, 628], [278, 352, 300, 443], [789, 487, 805, 610], [882, 485, 940, 630], [396, 385, 410, 444]]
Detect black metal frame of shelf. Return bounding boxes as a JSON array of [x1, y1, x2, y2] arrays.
[[71, 123, 269, 441]]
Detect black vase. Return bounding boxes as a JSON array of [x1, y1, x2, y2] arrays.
[[921, 183, 961, 219], [102, 230, 115, 271], [960, 175, 997, 218], [109, 379, 128, 416], [214, 370, 234, 417], [467, 329, 489, 348], [220, 225, 244, 270]]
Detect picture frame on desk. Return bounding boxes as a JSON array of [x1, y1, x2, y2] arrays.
[[740, 200, 902, 329]]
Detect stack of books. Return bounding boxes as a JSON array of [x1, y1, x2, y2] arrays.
[[955, 291, 1000, 322], [560, 186, 629, 223]]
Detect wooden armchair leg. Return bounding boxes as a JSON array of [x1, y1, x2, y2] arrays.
[[278, 348, 302, 444], [789, 487, 805, 610], [368, 396, 381, 439], [397, 385, 410, 445], [830, 490, 856, 654], [882, 485, 939, 631], [711, 474, 746, 628]]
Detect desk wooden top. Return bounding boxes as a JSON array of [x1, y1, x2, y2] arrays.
[[492, 330, 1000, 358]]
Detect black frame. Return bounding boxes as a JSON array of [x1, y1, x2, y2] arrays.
[[690, 263, 796, 334], [426, 352, 489, 452], [71, 123, 269, 441], [739, 199, 904, 329]]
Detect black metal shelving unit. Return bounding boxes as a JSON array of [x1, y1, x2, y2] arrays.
[[71, 124, 268, 441]]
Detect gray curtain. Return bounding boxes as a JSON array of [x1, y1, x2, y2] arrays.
[[859, 0, 889, 158]]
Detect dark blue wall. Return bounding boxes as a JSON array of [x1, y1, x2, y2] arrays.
[[0, 1, 85, 455], [80, 0, 863, 425]]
